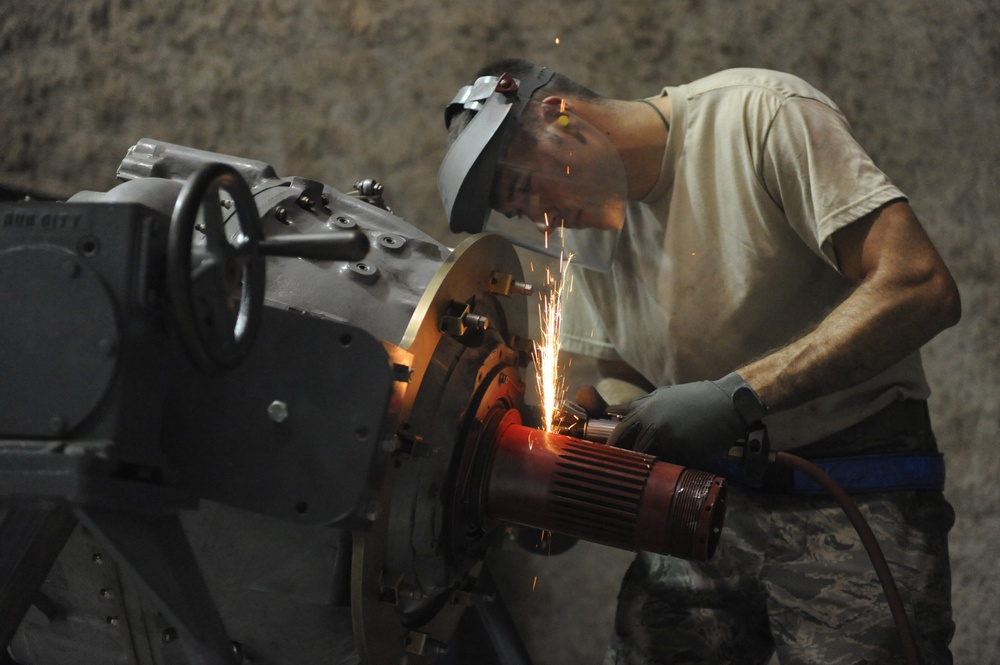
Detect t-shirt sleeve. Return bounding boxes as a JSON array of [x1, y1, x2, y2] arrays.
[[760, 96, 906, 270]]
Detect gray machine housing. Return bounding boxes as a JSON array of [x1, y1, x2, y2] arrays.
[[0, 140, 535, 665]]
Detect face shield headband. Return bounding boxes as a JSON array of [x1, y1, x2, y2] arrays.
[[439, 69, 628, 272], [438, 67, 555, 234]]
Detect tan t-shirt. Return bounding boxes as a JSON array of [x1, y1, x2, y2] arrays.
[[561, 68, 929, 450]]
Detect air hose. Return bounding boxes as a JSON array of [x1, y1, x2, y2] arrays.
[[773, 451, 921, 665]]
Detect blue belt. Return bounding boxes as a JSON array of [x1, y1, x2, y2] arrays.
[[712, 452, 946, 494]]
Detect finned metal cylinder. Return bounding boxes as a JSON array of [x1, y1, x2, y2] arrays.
[[475, 410, 726, 561]]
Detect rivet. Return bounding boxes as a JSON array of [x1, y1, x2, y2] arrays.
[[267, 400, 289, 423]]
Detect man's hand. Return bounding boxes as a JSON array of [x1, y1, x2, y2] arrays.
[[607, 373, 766, 468]]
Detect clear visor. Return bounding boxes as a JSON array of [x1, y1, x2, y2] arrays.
[[484, 100, 627, 272]]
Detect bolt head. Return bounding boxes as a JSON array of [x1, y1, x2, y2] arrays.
[[267, 400, 289, 423]]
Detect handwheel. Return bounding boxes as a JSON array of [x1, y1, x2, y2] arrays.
[[167, 163, 264, 372]]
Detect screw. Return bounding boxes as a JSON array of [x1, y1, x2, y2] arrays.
[[267, 400, 289, 423]]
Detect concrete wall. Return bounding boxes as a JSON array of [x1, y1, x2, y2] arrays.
[[2, 1, 997, 663]]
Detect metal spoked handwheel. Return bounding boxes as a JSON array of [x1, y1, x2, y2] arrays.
[[168, 162, 265, 373]]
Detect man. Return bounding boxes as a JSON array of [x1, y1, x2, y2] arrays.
[[438, 59, 960, 664]]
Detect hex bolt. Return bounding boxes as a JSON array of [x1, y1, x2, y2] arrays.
[[275, 207, 289, 224], [162, 627, 178, 644], [511, 280, 533, 296], [462, 313, 489, 331], [267, 400, 289, 423]]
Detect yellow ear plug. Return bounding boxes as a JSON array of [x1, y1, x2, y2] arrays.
[[557, 114, 571, 127]]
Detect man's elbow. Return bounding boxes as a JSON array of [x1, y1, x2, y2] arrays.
[[929, 268, 962, 331]]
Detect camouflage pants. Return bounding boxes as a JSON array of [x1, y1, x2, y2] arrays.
[[604, 485, 955, 665]]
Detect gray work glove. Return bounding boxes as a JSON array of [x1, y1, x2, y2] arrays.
[[606, 372, 767, 468]]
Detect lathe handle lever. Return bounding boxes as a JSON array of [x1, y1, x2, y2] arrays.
[[259, 232, 370, 261]]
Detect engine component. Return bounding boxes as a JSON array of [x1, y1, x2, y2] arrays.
[[0, 140, 727, 665]]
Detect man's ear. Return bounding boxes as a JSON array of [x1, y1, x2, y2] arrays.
[[540, 96, 571, 122]]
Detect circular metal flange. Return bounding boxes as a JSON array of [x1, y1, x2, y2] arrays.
[[350, 233, 530, 665]]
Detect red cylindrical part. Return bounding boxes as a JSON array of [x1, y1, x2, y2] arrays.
[[479, 412, 726, 561]]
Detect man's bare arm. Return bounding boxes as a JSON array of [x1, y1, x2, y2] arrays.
[[738, 200, 961, 411]]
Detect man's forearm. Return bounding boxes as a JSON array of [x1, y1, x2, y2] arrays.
[[738, 207, 961, 412]]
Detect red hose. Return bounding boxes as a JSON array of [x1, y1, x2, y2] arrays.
[[773, 452, 921, 665]]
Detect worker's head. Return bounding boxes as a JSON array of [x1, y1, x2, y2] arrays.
[[438, 59, 627, 270]]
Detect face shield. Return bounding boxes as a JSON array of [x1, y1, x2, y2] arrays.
[[439, 71, 626, 272]]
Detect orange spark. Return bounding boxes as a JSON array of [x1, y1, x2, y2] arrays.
[[534, 252, 574, 433]]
